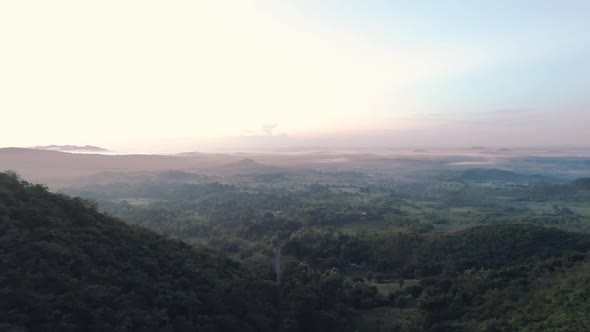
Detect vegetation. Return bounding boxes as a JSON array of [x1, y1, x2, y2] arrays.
[[3, 165, 590, 331], [0, 172, 278, 332]]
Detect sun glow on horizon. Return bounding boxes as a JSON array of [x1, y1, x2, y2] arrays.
[[0, 0, 492, 151], [1, 1, 588, 152]]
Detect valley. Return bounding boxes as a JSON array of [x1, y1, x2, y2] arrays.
[[2, 148, 589, 331]]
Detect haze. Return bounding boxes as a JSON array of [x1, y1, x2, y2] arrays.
[[1, 0, 588, 153]]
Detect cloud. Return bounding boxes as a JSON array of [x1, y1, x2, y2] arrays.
[[243, 124, 282, 137], [261, 124, 278, 136], [491, 108, 535, 115]]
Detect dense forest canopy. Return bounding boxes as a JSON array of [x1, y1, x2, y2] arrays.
[[3, 164, 590, 331], [0, 172, 278, 332]]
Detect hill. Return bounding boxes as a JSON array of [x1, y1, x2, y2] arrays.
[[417, 251, 590, 331], [0, 148, 209, 184], [0, 172, 277, 331], [214, 158, 285, 175], [572, 177, 590, 190], [459, 168, 547, 182], [0, 148, 287, 185], [31, 145, 110, 153]]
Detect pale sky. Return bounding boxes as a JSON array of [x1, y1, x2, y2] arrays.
[[1, 1, 588, 152]]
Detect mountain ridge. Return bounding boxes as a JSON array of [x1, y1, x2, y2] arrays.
[[0, 171, 278, 331]]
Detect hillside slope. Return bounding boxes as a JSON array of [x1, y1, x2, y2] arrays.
[[0, 172, 277, 332]]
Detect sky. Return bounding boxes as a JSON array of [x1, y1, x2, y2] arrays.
[[1, 0, 588, 152]]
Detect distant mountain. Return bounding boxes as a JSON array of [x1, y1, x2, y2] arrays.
[[176, 150, 205, 156], [0, 148, 228, 184], [216, 158, 285, 174], [32, 145, 110, 153], [0, 172, 277, 331], [572, 177, 590, 190], [236, 158, 261, 167], [460, 168, 548, 182], [481, 148, 514, 155]]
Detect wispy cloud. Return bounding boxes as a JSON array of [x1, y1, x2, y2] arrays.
[[243, 124, 282, 137]]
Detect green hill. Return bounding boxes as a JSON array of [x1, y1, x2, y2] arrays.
[[0, 172, 277, 332], [460, 168, 547, 182], [572, 177, 590, 190], [418, 253, 590, 331]]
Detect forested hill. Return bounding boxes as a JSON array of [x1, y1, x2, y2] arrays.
[[0, 172, 277, 332]]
